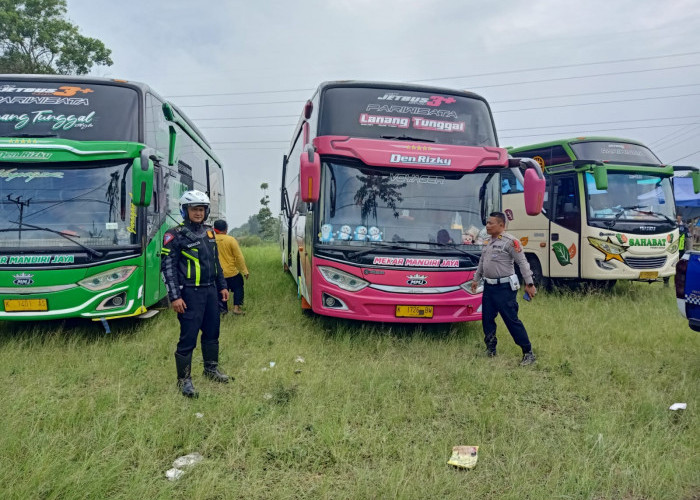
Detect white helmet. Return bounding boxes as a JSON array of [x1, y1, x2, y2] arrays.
[[179, 190, 211, 220]]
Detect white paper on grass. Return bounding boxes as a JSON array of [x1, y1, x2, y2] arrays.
[[669, 403, 687, 411], [166, 468, 184, 481], [173, 453, 204, 468]]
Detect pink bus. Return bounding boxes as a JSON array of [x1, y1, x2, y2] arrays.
[[280, 81, 544, 323]]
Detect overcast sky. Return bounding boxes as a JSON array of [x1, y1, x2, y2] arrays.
[[67, 0, 700, 228]]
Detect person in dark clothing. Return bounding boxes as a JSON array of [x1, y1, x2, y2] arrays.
[[160, 190, 230, 397], [471, 212, 537, 366]]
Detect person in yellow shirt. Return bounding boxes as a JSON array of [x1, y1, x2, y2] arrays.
[[213, 220, 249, 315]]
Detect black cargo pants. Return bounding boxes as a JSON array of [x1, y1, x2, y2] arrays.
[[175, 285, 221, 356], [481, 282, 532, 353]]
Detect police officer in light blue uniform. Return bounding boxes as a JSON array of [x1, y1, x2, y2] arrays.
[[471, 212, 537, 365], [161, 190, 230, 397]]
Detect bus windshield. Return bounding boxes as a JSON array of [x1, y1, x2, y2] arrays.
[[0, 161, 137, 250], [585, 172, 675, 222], [0, 80, 138, 141], [318, 161, 500, 247], [571, 141, 661, 165], [319, 87, 497, 147]]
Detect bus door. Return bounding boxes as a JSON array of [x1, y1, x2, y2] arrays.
[[548, 173, 581, 278], [145, 163, 168, 306]]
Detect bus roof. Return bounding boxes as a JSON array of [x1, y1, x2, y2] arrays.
[[314, 80, 490, 103], [509, 136, 649, 151], [0, 73, 212, 150]]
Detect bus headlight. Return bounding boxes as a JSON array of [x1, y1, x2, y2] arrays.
[[461, 279, 483, 295], [79, 266, 137, 291], [318, 266, 368, 292]]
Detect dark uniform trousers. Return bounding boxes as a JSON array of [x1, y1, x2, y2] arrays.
[[219, 274, 245, 311], [176, 285, 221, 356], [482, 282, 532, 353]]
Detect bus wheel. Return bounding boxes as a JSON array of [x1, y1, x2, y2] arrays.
[[526, 254, 549, 290]]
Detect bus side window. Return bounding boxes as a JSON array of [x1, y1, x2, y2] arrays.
[[552, 174, 580, 232], [500, 170, 523, 194]]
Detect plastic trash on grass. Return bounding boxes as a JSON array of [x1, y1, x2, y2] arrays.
[[669, 403, 687, 411], [165, 452, 204, 480], [448, 446, 479, 469]]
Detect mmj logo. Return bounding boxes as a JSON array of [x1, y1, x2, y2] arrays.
[[12, 272, 34, 286], [406, 274, 428, 286]]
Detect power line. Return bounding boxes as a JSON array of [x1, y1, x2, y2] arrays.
[[494, 93, 700, 113], [191, 114, 298, 122], [490, 83, 700, 104], [652, 124, 700, 149], [210, 140, 288, 144], [500, 123, 700, 140], [412, 51, 700, 84], [215, 147, 287, 151], [200, 123, 297, 130], [670, 149, 700, 163], [467, 63, 700, 91], [499, 115, 700, 132], [168, 87, 313, 99], [181, 99, 303, 109], [165, 51, 700, 99], [654, 127, 700, 152], [176, 65, 700, 109]]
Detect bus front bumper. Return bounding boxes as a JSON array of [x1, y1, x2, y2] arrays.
[[0, 284, 144, 321], [312, 283, 483, 323]]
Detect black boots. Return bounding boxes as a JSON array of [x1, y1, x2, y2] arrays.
[[520, 351, 536, 366], [175, 352, 198, 398], [201, 343, 230, 383]]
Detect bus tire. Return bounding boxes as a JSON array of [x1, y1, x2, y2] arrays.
[[525, 254, 549, 290]]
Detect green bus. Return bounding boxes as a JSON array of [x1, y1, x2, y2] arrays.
[[501, 137, 681, 287], [0, 75, 225, 326]]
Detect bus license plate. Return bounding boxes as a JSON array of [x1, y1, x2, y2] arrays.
[[639, 271, 658, 280], [4, 299, 48, 312], [396, 305, 433, 318]]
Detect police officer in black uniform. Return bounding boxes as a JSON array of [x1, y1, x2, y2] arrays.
[[161, 190, 230, 397], [471, 212, 537, 365]]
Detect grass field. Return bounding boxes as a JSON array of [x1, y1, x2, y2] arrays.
[[0, 245, 698, 499]]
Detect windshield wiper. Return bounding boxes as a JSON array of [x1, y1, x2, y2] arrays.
[[605, 205, 641, 228], [7, 220, 104, 257], [5, 133, 58, 138], [379, 134, 435, 143], [426, 240, 482, 260], [606, 205, 674, 228], [348, 241, 438, 259]]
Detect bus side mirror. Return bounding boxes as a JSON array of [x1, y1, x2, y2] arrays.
[[132, 148, 154, 207], [300, 146, 320, 203], [523, 168, 545, 215], [593, 164, 608, 191], [692, 170, 700, 194], [168, 126, 178, 166]]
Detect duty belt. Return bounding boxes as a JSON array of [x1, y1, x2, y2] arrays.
[[483, 274, 516, 285]]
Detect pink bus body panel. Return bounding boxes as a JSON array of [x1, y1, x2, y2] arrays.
[[313, 136, 508, 171], [311, 257, 482, 323]]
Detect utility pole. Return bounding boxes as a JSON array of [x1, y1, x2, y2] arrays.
[[6, 194, 31, 241]]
